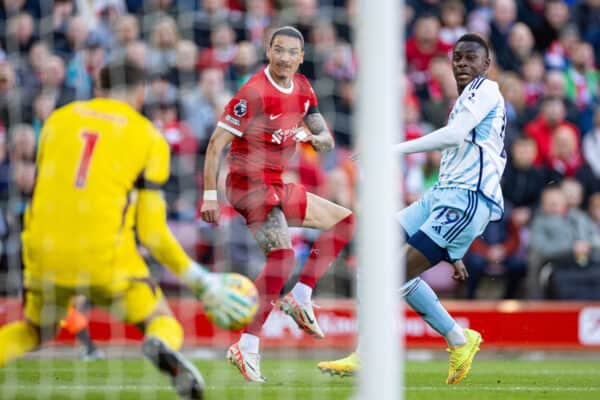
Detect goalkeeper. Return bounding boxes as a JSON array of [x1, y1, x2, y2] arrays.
[[0, 61, 252, 400]]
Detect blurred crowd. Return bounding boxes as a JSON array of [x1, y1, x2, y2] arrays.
[[0, 0, 600, 300]]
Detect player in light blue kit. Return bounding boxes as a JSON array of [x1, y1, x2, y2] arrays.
[[319, 33, 506, 384]]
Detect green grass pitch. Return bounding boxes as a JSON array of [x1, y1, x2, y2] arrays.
[[1, 357, 599, 399]]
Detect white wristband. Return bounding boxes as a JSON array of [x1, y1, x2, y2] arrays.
[[203, 190, 218, 201]]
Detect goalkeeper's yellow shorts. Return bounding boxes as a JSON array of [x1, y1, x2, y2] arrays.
[[24, 277, 163, 328]]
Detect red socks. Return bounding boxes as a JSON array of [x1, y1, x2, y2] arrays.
[[244, 248, 296, 335], [298, 213, 355, 288]]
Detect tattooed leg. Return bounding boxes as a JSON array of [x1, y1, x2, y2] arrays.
[[253, 207, 292, 254], [244, 207, 296, 335]]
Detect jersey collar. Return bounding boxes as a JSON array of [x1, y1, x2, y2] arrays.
[[264, 67, 294, 94]]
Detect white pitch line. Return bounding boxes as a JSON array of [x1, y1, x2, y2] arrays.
[[1, 384, 598, 392]]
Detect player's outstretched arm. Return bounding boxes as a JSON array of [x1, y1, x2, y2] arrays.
[[136, 189, 254, 328], [394, 109, 479, 154], [298, 112, 334, 152], [201, 126, 235, 223]]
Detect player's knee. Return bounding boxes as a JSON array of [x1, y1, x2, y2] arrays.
[[406, 230, 446, 278], [145, 315, 183, 352]]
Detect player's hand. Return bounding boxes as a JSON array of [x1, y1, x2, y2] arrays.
[[293, 127, 312, 143], [451, 259, 469, 281], [201, 200, 220, 223], [196, 273, 255, 329]]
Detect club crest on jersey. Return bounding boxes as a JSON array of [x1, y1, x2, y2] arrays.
[[233, 99, 247, 117]]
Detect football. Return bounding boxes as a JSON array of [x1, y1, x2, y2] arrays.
[[205, 273, 259, 331]]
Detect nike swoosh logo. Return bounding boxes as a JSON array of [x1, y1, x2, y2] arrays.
[[269, 114, 282, 120], [303, 310, 315, 324], [245, 361, 258, 374]]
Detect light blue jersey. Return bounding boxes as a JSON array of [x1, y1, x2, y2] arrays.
[[398, 75, 506, 261], [438, 75, 506, 221]]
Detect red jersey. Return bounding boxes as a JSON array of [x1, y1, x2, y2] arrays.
[[217, 67, 318, 185]]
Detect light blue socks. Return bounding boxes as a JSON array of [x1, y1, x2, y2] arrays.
[[402, 278, 466, 346]]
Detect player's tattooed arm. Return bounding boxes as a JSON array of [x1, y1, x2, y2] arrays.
[[254, 207, 292, 254], [304, 112, 334, 152]]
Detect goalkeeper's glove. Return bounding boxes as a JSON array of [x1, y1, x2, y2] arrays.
[[183, 263, 255, 329]]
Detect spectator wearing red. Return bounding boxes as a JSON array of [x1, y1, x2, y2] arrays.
[[525, 97, 579, 166], [406, 15, 452, 92], [197, 22, 237, 71], [548, 125, 583, 179]]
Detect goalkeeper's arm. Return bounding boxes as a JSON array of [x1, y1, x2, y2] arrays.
[[135, 188, 208, 287], [135, 188, 254, 327]]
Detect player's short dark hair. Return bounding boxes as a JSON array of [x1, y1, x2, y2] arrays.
[[97, 61, 145, 91], [269, 26, 304, 49], [455, 33, 490, 57]]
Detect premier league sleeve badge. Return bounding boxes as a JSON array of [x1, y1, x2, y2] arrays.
[[233, 99, 248, 117]]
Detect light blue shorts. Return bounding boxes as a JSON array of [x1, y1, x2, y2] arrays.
[[397, 187, 493, 261]]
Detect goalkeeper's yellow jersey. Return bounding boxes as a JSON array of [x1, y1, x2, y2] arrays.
[[22, 98, 189, 287]]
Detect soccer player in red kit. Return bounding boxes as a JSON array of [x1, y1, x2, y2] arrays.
[[201, 26, 355, 382]]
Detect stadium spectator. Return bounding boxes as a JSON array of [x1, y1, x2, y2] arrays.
[[0, 61, 27, 128], [547, 124, 583, 180], [573, 0, 600, 67], [4, 12, 36, 56], [330, 77, 355, 147], [464, 213, 526, 299], [489, 0, 517, 57], [502, 136, 546, 211], [406, 14, 452, 95], [525, 96, 579, 167], [225, 41, 260, 92], [146, 16, 179, 75], [533, 0, 571, 51], [108, 14, 140, 64], [181, 67, 230, 143], [166, 39, 199, 90], [8, 123, 35, 219], [542, 71, 580, 127], [279, 0, 322, 42], [497, 22, 535, 73], [149, 97, 199, 221], [304, 19, 338, 83], [243, 0, 273, 48], [528, 185, 600, 297], [544, 23, 580, 71], [31, 93, 54, 141], [561, 178, 585, 211], [197, 22, 237, 71], [34, 55, 75, 110], [499, 72, 527, 145], [45, 0, 75, 56], [55, 15, 91, 61], [65, 37, 106, 100], [563, 41, 598, 133], [124, 40, 147, 70], [93, 0, 125, 50], [439, 0, 467, 45], [520, 54, 545, 108], [192, 0, 244, 49], [14, 41, 50, 99], [516, 0, 546, 32], [421, 55, 458, 129]]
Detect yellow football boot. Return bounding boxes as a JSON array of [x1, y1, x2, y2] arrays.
[[317, 352, 359, 377], [446, 328, 482, 384]]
